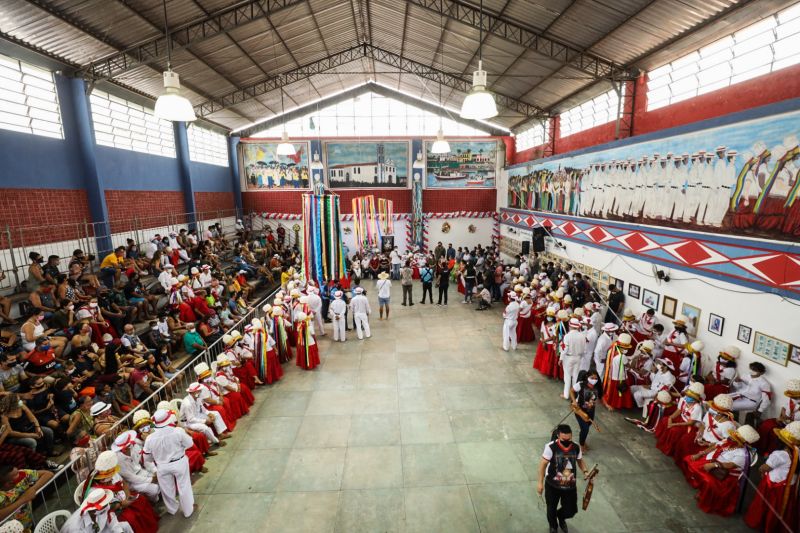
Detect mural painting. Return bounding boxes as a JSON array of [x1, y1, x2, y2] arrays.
[[240, 142, 310, 190], [325, 141, 409, 188], [506, 108, 800, 241], [426, 141, 499, 188]]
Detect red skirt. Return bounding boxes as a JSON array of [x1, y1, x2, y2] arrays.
[[207, 404, 235, 432], [265, 349, 283, 384], [233, 363, 257, 390], [631, 330, 650, 344], [191, 431, 209, 455], [287, 325, 297, 347], [187, 444, 205, 473], [223, 392, 249, 419], [653, 417, 670, 441], [239, 383, 255, 406], [533, 314, 544, 331], [516, 316, 535, 343], [733, 201, 756, 230], [296, 340, 321, 370], [119, 495, 159, 533], [781, 200, 800, 237], [674, 432, 705, 475], [457, 278, 465, 295], [656, 424, 694, 457], [533, 342, 557, 378], [744, 475, 789, 532], [685, 458, 742, 516], [703, 383, 729, 400], [603, 380, 633, 409], [756, 418, 782, 456]]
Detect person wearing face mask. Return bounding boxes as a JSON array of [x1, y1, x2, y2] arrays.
[[0, 353, 27, 395], [627, 390, 677, 433], [533, 307, 558, 376], [657, 381, 705, 457], [662, 315, 690, 374], [26, 252, 46, 294], [730, 361, 772, 419], [677, 341, 704, 389], [560, 318, 587, 399], [21, 337, 58, 378], [182, 323, 206, 356], [675, 393, 737, 477], [537, 424, 590, 533], [502, 293, 521, 352], [593, 323, 617, 378], [570, 370, 602, 451], [631, 357, 676, 408]]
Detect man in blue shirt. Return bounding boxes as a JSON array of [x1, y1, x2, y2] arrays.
[[419, 264, 434, 304]]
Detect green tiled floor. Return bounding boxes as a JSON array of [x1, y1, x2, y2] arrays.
[[159, 280, 750, 533]]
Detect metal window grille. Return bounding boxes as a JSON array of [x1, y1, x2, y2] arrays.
[[188, 124, 229, 166], [515, 122, 549, 151], [0, 54, 63, 139], [559, 87, 623, 138], [90, 90, 176, 157]]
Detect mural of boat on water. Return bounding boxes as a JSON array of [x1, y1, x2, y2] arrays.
[[425, 140, 500, 188]]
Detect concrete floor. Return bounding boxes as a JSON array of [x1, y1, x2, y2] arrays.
[[159, 280, 750, 533]]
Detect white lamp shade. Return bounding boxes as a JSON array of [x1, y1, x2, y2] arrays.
[[460, 88, 497, 120], [154, 70, 196, 122], [276, 131, 296, 156], [431, 129, 450, 154]]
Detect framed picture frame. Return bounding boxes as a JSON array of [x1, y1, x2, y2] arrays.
[[708, 313, 724, 336], [737, 324, 752, 344], [600, 272, 610, 284], [642, 289, 659, 310], [790, 345, 800, 366], [614, 278, 624, 292], [662, 296, 677, 319], [752, 331, 791, 366], [627, 283, 641, 300], [680, 303, 701, 333]]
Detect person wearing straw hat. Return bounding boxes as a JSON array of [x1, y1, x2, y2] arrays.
[[631, 357, 676, 408], [142, 409, 195, 518], [675, 393, 737, 474], [627, 390, 677, 433], [593, 323, 618, 378], [83, 450, 159, 532], [677, 340, 704, 389], [632, 308, 656, 344], [627, 339, 657, 386], [602, 332, 634, 410], [350, 287, 372, 340], [112, 430, 160, 502], [656, 380, 706, 457], [685, 424, 760, 516], [744, 420, 800, 531], [502, 293, 520, 352], [533, 307, 557, 376], [662, 316, 690, 373], [516, 290, 535, 343], [328, 291, 347, 342], [156, 400, 208, 475], [180, 382, 229, 446], [704, 346, 739, 399], [560, 318, 586, 400], [61, 488, 133, 533], [294, 311, 320, 371], [194, 362, 236, 431], [730, 361, 773, 417], [376, 271, 392, 319], [214, 355, 250, 419], [757, 378, 800, 456]]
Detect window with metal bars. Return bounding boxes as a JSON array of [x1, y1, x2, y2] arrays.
[[187, 124, 229, 167], [559, 87, 623, 138], [90, 90, 175, 158], [515, 122, 549, 152], [646, 3, 800, 111], [0, 54, 63, 139]]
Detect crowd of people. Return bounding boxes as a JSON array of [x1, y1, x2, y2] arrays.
[[0, 219, 308, 531]]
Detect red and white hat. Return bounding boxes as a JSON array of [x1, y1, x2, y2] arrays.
[[111, 430, 138, 452], [187, 382, 202, 394], [153, 408, 176, 428], [568, 318, 581, 329], [602, 323, 619, 333], [80, 488, 114, 515]]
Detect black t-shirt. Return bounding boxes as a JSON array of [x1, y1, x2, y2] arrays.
[[437, 266, 451, 285], [543, 440, 581, 489], [465, 266, 476, 281], [608, 291, 625, 313]]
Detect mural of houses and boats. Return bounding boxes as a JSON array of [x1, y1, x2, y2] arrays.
[[425, 140, 499, 188]]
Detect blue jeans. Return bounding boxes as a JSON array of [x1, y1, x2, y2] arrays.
[[100, 267, 116, 289], [392, 263, 400, 279]]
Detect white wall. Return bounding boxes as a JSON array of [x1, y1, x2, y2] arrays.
[[340, 218, 411, 257], [541, 234, 798, 417], [426, 217, 495, 252]]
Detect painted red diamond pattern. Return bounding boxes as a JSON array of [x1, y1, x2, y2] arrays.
[[585, 226, 613, 243], [617, 232, 659, 252], [559, 222, 581, 236], [662, 240, 728, 266], [512, 214, 522, 224], [525, 215, 536, 227], [733, 254, 800, 286]]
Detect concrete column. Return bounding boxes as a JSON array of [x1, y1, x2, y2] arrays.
[[173, 121, 196, 228], [228, 135, 243, 214]]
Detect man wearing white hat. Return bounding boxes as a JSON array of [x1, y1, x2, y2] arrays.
[[158, 264, 176, 293], [180, 382, 228, 445], [350, 287, 372, 340], [143, 409, 195, 518], [328, 290, 347, 342], [593, 323, 617, 377], [560, 318, 587, 399], [61, 488, 133, 533], [580, 316, 598, 372], [631, 357, 676, 408], [306, 286, 324, 336], [502, 292, 520, 352], [112, 430, 160, 502], [730, 361, 772, 415]]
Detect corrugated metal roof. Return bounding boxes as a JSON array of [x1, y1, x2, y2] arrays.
[[0, 0, 792, 131]]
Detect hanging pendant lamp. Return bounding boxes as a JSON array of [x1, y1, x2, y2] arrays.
[[276, 89, 296, 156], [431, 12, 450, 155], [460, 0, 497, 120], [154, 0, 196, 122], [431, 128, 450, 154]]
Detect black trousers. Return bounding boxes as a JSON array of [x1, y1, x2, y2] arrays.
[[402, 285, 413, 305], [575, 411, 594, 445], [421, 282, 433, 303], [437, 284, 448, 304], [544, 484, 578, 529]]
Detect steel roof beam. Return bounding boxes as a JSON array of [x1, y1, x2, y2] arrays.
[[84, 0, 306, 81], [406, 0, 636, 81]]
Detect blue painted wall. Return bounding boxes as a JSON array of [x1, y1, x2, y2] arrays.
[[190, 161, 235, 193]]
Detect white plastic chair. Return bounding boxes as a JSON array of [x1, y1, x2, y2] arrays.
[[170, 398, 182, 414], [73, 480, 87, 506], [34, 510, 72, 533]]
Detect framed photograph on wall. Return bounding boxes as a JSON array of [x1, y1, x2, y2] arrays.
[[790, 345, 800, 366], [737, 324, 752, 344], [662, 296, 677, 319], [680, 303, 702, 333], [752, 332, 790, 366], [642, 289, 659, 310], [708, 313, 724, 336], [628, 284, 641, 300], [614, 278, 624, 292]]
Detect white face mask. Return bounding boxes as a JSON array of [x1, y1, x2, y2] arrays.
[[587, 378, 598, 385], [750, 371, 759, 377]]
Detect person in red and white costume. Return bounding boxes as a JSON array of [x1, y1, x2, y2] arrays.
[[533, 307, 557, 376], [61, 488, 133, 533], [730, 361, 772, 417], [704, 345, 739, 399], [627, 389, 677, 433], [631, 356, 676, 408], [111, 430, 160, 502], [757, 378, 800, 456], [662, 315, 690, 374], [627, 339, 657, 386], [656, 381, 705, 456], [745, 420, 800, 532], [676, 393, 737, 475], [560, 318, 586, 400], [685, 424, 759, 516], [619, 309, 638, 341], [219, 353, 255, 406], [180, 382, 229, 445], [632, 308, 656, 344], [502, 293, 520, 352], [155, 400, 207, 474], [677, 340, 704, 389], [194, 362, 236, 431], [516, 290, 535, 343], [593, 323, 617, 377], [561, 294, 573, 316], [143, 409, 195, 518], [294, 311, 321, 371], [602, 333, 634, 411], [214, 354, 251, 419]]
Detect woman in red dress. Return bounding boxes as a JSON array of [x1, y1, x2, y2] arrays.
[[757, 379, 800, 456], [627, 390, 676, 433], [675, 394, 737, 476], [295, 311, 321, 371], [602, 333, 634, 410], [684, 424, 759, 517], [703, 346, 739, 400], [656, 382, 705, 455], [194, 362, 236, 431], [745, 421, 800, 532], [214, 356, 250, 419], [516, 291, 535, 343], [533, 307, 557, 376]]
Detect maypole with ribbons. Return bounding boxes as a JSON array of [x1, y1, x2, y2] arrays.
[[302, 193, 346, 284]]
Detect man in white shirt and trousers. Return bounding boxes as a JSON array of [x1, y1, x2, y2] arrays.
[[350, 287, 372, 340], [594, 323, 618, 377], [112, 430, 160, 502], [180, 382, 229, 445], [561, 318, 587, 399], [328, 290, 347, 342], [143, 409, 195, 518], [502, 293, 520, 352]]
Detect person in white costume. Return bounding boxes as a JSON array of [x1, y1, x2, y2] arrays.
[[560, 318, 586, 399], [328, 290, 347, 342], [730, 361, 772, 416], [111, 430, 160, 502], [180, 382, 228, 444], [306, 286, 324, 336], [594, 323, 617, 377], [350, 287, 372, 340], [61, 489, 133, 533], [142, 409, 195, 518], [631, 358, 676, 408], [502, 293, 520, 351]]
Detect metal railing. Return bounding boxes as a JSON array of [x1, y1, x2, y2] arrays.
[[1, 285, 279, 527]]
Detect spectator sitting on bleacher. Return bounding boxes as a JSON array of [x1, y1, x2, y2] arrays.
[[183, 323, 206, 356], [97, 289, 127, 336], [0, 273, 14, 326], [69, 323, 93, 353], [91, 401, 118, 437], [0, 464, 54, 529], [145, 234, 161, 261], [197, 316, 222, 345], [0, 393, 56, 457], [77, 301, 115, 348], [42, 255, 60, 285], [129, 358, 161, 401], [26, 252, 45, 293], [123, 272, 157, 320], [149, 249, 166, 275], [22, 376, 68, 444], [155, 263, 175, 295], [29, 281, 57, 320], [99, 247, 125, 289], [199, 264, 213, 287], [0, 352, 27, 395], [50, 299, 76, 332], [120, 324, 150, 357], [111, 374, 138, 415], [65, 395, 94, 447], [125, 238, 148, 275], [166, 310, 188, 345], [22, 337, 58, 378], [68, 249, 99, 289], [168, 231, 190, 262]]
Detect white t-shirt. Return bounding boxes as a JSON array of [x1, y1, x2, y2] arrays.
[[376, 279, 392, 299], [390, 250, 402, 265], [765, 450, 791, 483]]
